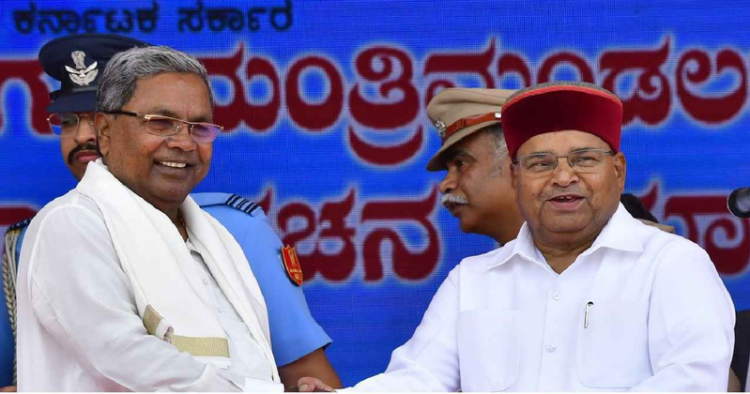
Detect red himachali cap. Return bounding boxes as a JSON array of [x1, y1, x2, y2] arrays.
[[501, 81, 623, 159]]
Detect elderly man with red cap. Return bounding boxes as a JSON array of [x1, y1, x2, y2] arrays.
[[300, 81, 735, 392]]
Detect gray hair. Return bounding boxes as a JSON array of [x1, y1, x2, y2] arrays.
[[96, 45, 212, 112], [480, 123, 510, 167]]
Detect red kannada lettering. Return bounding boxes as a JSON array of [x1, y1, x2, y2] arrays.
[[676, 48, 747, 124], [278, 190, 356, 282], [263, 186, 442, 282], [286, 55, 344, 131], [7, 37, 750, 142], [0, 59, 49, 134], [200, 44, 282, 132], [350, 46, 419, 129], [537, 51, 594, 84], [422, 39, 496, 104], [361, 187, 440, 281], [600, 38, 672, 125], [348, 46, 422, 166], [664, 193, 749, 275], [638, 182, 749, 276], [497, 52, 532, 89]]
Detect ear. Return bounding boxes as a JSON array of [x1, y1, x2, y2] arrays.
[[613, 151, 627, 192], [95, 112, 111, 157]]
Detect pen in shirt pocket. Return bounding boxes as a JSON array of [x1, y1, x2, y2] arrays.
[[584, 301, 594, 329]]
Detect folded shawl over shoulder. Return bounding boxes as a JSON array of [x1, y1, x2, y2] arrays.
[[76, 159, 279, 383]]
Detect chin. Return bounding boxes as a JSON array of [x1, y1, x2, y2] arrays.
[[545, 222, 589, 234], [459, 221, 475, 234]]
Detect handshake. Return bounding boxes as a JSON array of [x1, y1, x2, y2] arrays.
[[289, 377, 335, 392]]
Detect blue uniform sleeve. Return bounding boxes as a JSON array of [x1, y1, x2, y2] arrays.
[[202, 204, 332, 366]]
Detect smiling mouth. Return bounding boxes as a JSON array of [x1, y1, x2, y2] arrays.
[[548, 194, 585, 211], [156, 160, 190, 169], [550, 195, 583, 202]]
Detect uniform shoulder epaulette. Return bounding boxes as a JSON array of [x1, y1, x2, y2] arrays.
[[224, 194, 261, 216], [6, 217, 32, 233]]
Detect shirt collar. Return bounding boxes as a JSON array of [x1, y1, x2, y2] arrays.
[[579, 202, 644, 256], [486, 203, 643, 271]]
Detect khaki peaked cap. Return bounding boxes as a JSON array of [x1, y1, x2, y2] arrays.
[[425, 88, 516, 171]]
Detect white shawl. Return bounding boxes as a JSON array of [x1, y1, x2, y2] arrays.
[[77, 160, 279, 383]]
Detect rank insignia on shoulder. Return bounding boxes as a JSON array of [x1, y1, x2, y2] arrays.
[[8, 218, 32, 232], [225, 194, 259, 215], [281, 245, 304, 287]]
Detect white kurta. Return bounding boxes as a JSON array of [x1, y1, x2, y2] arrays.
[[17, 190, 282, 392], [353, 204, 735, 391]]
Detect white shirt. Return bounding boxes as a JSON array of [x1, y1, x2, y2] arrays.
[[186, 238, 275, 384], [352, 204, 735, 391], [17, 190, 282, 392]]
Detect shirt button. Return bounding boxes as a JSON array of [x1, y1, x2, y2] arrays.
[[545, 344, 556, 353], [551, 290, 562, 301], [202, 278, 209, 286]]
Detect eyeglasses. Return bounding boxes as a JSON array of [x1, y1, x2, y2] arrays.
[[47, 112, 94, 136], [104, 110, 223, 144], [513, 148, 615, 175]]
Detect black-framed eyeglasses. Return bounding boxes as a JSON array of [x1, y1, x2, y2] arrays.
[[513, 148, 615, 175], [104, 110, 223, 144], [47, 112, 94, 136]]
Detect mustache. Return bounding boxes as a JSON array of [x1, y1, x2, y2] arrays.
[[441, 193, 468, 205], [67, 142, 101, 165]]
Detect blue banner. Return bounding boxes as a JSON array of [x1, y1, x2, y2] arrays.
[[2, 0, 750, 385]]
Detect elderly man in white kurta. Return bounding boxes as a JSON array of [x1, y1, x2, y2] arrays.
[[301, 81, 736, 392], [17, 46, 283, 391]]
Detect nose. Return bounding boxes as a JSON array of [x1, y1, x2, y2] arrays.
[[74, 115, 97, 146], [550, 158, 579, 188], [166, 123, 197, 151], [439, 167, 458, 195]]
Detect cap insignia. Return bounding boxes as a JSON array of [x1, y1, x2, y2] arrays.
[[435, 120, 447, 139], [65, 51, 98, 86]]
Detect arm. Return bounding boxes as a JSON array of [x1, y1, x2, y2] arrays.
[[279, 348, 341, 390], [630, 242, 735, 391], [219, 207, 338, 387], [25, 204, 249, 391]]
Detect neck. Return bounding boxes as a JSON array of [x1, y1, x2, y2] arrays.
[[486, 216, 524, 247], [533, 230, 600, 274], [164, 206, 188, 241]]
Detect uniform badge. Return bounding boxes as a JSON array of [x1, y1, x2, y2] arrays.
[[435, 120, 447, 139], [65, 51, 98, 86], [281, 245, 304, 286]]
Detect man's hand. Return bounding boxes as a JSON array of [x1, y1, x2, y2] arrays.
[[293, 377, 334, 392], [0, 385, 16, 392], [278, 348, 341, 390]]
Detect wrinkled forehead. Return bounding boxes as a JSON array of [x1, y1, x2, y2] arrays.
[[517, 130, 612, 155], [129, 73, 214, 118]]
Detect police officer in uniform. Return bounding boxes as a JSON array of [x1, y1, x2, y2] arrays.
[[2, 33, 340, 390]]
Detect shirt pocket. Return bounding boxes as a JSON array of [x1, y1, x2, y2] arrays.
[[576, 300, 652, 389], [457, 308, 519, 391]]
